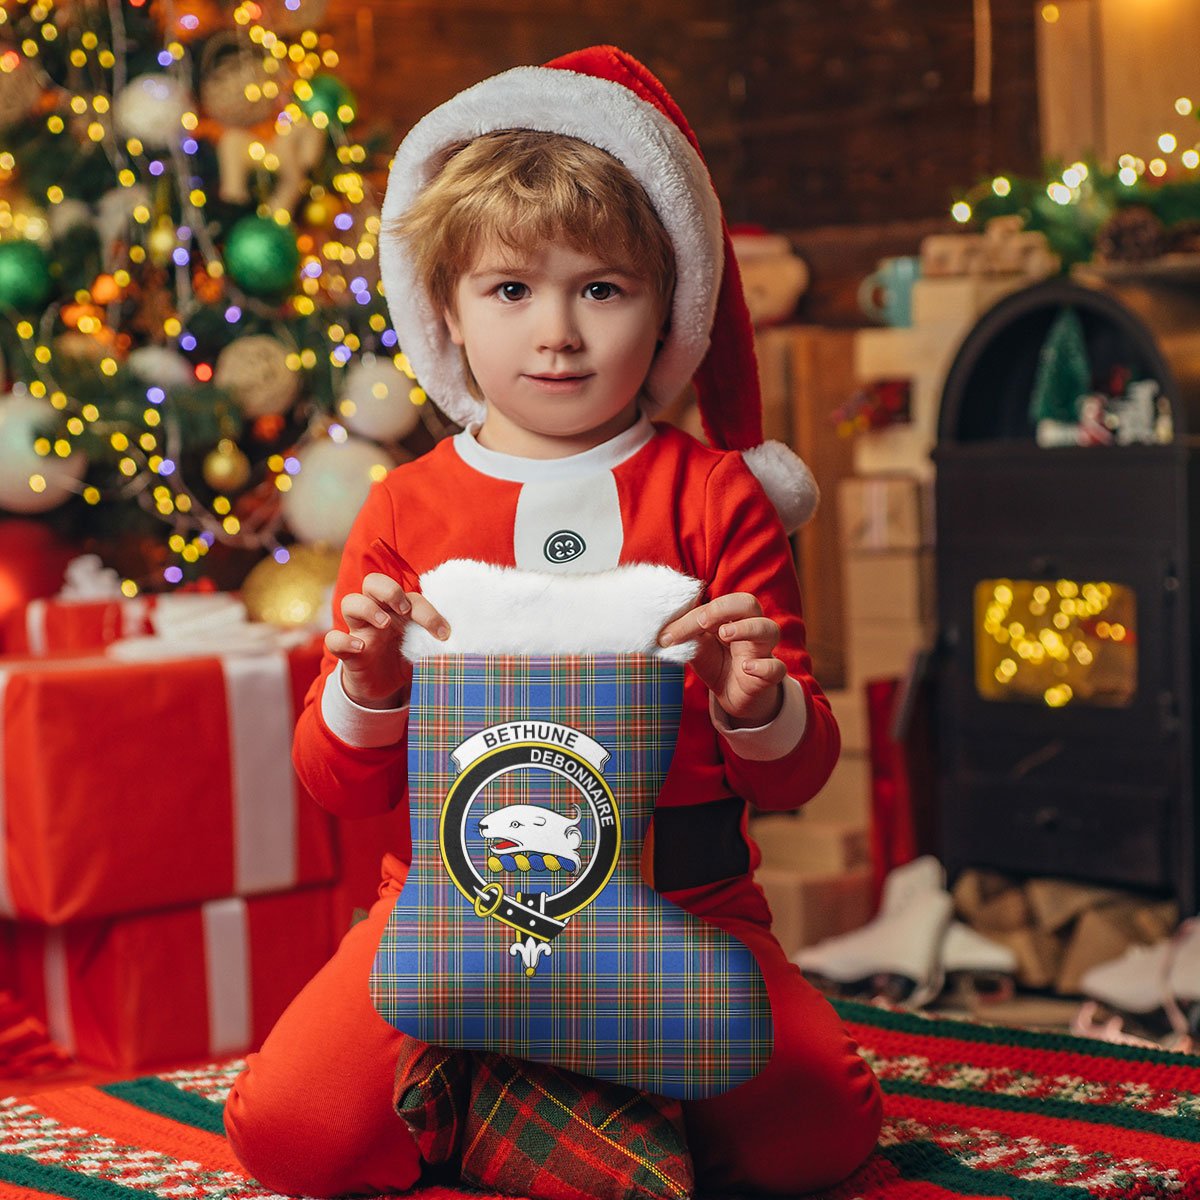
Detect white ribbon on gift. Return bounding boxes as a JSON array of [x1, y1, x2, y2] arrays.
[[43, 927, 74, 1054], [39, 896, 254, 1058], [23, 602, 48, 656], [203, 896, 253, 1055], [221, 653, 299, 895]]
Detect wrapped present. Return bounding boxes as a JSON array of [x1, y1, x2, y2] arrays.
[[3, 556, 149, 655], [0, 641, 337, 923], [6, 589, 263, 657], [4, 595, 154, 655], [10, 887, 337, 1070]]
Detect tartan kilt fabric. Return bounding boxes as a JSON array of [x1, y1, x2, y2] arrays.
[[394, 1039, 695, 1200], [371, 654, 772, 1099]]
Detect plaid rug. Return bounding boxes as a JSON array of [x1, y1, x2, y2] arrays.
[[7, 1000, 1200, 1198], [371, 654, 772, 1100]]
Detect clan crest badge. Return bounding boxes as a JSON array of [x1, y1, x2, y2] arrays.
[[439, 719, 621, 976]]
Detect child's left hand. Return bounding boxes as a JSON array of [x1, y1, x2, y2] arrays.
[[658, 593, 786, 728]]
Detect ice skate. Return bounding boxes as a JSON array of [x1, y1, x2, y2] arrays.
[[941, 921, 1017, 1006], [878, 855, 947, 915], [1075, 918, 1200, 1049], [793, 880, 954, 1008]]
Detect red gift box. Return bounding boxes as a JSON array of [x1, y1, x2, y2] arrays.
[[4, 597, 155, 655], [10, 887, 337, 1071], [0, 641, 337, 923]]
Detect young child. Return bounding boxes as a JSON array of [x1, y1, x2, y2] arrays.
[[225, 45, 882, 1197]]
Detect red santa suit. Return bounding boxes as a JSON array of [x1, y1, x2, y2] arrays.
[[224, 417, 882, 1195], [225, 43, 881, 1198]]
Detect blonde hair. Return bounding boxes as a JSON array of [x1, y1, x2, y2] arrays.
[[387, 129, 676, 402]]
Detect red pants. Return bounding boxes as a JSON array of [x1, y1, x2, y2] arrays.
[[225, 854, 882, 1196]]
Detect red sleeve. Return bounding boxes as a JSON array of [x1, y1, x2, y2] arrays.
[[291, 480, 411, 828], [703, 452, 840, 811]]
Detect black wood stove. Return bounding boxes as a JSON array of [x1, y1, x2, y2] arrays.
[[934, 277, 1200, 913]]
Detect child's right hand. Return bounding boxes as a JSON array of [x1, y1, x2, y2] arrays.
[[324, 573, 450, 709]]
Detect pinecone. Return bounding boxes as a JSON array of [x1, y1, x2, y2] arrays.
[[1166, 219, 1200, 255], [1095, 206, 1166, 263]]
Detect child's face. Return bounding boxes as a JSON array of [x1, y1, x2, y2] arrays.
[[443, 238, 664, 456]]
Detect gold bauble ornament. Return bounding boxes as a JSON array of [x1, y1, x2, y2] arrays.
[[148, 218, 178, 268], [242, 544, 340, 628], [303, 196, 332, 228], [203, 438, 252, 491]]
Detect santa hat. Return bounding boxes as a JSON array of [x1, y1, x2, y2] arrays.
[[379, 45, 818, 530]]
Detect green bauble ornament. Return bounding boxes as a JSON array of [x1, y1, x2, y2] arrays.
[[296, 74, 356, 126], [0, 241, 53, 310], [225, 216, 301, 296]]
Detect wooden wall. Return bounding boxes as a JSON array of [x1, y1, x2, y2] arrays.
[[1038, 0, 1200, 168], [327, 0, 1042, 235]]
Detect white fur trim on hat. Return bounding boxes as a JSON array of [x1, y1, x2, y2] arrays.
[[742, 442, 820, 534], [401, 560, 702, 662], [379, 65, 725, 429]]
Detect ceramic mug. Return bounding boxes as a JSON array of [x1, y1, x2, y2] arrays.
[[858, 255, 922, 326]]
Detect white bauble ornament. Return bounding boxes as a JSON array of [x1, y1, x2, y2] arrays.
[[201, 51, 275, 127], [128, 345, 194, 387], [281, 435, 391, 546], [338, 354, 422, 442], [48, 199, 94, 241], [215, 335, 300, 418], [113, 74, 193, 148], [0, 391, 87, 514]]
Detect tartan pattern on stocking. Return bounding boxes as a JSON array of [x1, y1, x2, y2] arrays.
[[371, 654, 772, 1098]]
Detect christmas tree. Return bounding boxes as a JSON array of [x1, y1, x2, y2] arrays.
[[1028, 307, 1092, 426], [0, 0, 438, 593]]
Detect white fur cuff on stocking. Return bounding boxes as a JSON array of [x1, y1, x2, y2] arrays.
[[400, 560, 702, 663]]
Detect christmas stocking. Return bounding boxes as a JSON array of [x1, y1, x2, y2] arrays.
[[371, 561, 773, 1099]]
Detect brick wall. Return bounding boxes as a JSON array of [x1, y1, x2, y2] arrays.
[[328, 0, 1041, 232]]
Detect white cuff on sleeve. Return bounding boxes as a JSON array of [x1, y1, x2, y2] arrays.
[[320, 661, 410, 748], [710, 674, 808, 762]]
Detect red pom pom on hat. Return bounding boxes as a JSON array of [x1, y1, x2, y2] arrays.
[[380, 45, 818, 530]]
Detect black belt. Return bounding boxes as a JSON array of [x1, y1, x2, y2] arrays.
[[651, 796, 750, 891]]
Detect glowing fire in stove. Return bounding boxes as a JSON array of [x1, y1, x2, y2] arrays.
[[975, 578, 1136, 707]]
